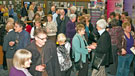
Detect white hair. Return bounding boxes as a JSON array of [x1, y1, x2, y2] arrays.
[[96, 19, 107, 29], [70, 6, 77, 12], [69, 14, 76, 20]]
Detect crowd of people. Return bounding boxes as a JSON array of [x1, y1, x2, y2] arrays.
[[0, 1, 135, 76]]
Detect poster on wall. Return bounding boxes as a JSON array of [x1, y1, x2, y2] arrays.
[[107, 0, 123, 18], [124, 0, 135, 17]]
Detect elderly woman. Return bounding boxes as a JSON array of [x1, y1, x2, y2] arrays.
[[72, 24, 95, 76], [9, 49, 32, 76], [116, 22, 135, 76], [3, 23, 16, 71], [108, 19, 124, 75], [43, 14, 57, 42], [66, 14, 76, 42]]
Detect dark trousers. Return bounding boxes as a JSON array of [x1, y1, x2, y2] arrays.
[[61, 68, 71, 76], [3, 51, 7, 69], [78, 58, 89, 76]]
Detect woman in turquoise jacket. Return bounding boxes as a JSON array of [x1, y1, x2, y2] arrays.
[[72, 24, 95, 76]]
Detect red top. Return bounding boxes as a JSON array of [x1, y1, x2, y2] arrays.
[[25, 24, 32, 34]]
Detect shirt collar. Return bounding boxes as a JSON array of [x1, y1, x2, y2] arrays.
[[98, 29, 105, 35]]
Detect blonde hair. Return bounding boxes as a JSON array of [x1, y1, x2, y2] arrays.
[[5, 22, 14, 32], [13, 49, 32, 68], [7, 18, 14, 24], [122, 22, 131, 29], [57, 33, 66, 42], [29, 5, 34, 10]]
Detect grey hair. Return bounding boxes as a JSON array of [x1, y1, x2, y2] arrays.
[[96, 19, 107, 29], [69, 14, 76, 20], [70, 6, 77, 12]]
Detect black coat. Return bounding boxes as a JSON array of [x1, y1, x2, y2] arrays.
[[95, 31, 112, 66], [56, 15, 69, 35], [25, 40, 61, 76], [21, 7, 28, 17]]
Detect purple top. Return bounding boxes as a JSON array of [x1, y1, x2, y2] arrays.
[[66, 20, 76, 39], [125, 33, 134, 54], [9, 67, 26, 76]]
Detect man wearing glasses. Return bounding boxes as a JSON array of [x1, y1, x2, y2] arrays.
[[25, 28, 61, 76]]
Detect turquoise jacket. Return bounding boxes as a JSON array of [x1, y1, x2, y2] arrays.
[[72, 33, 89, 63]]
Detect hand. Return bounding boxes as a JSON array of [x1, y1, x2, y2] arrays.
[[121, 49, 127, 55], [35, 64, 45, 72], [60, 15, 64, 20], [87, 44, 96, 50], [92, 42, 97, 47], [9, 41, 15, 46]]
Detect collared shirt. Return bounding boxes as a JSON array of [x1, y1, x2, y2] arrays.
[[98, 29, 105, 36]]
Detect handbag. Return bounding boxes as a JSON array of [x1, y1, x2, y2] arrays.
[[92, 54, 105, 70], [74, 54, 83, 70]]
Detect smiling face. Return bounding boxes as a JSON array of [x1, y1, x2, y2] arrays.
[[14, 23, 22, 33], [24, 58, 32, 68]]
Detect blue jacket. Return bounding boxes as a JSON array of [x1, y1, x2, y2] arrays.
[[72, 33, 89, 63], [16, 30, 30, 50]]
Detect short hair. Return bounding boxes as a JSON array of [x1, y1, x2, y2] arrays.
[[69, 14, 76, 20], [34, 28, 47, 36], [115, 13, 121, 19], [47, 14, 53, 19], [122, 12, 128, 16], [57, 33, 66, 42], [13, 49, 32, 68], [5, 22, 14, 32], [122, 22, 131, 29], [70, 6, 77, 12], [77, 16, 86, 24], [96, 19, 107, 29], [109, 19, 119, 27], [15, 20, 25, 30], [7, 18, 14, 24], [76, 24, 85, 32], [110, 12, 115, 17]]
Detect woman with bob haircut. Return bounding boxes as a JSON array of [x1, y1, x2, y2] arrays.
[[57, 33, 72, 76], [9, 49, 32, 76]]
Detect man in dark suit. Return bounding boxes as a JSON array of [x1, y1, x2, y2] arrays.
[[92, 19, 112, 76], [21, 3, 28, 17], [56, 9, 69, 35]]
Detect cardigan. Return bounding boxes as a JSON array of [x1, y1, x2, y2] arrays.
[[72, 33, 89, 63]]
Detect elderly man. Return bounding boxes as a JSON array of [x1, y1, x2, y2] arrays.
[[66, 14, 76, 41], [91, 19, 112, 76], [48, 5, 56, 15], [67, 6, 77, 17]]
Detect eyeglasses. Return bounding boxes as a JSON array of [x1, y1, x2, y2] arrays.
[[37, 36, 47, 41]]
